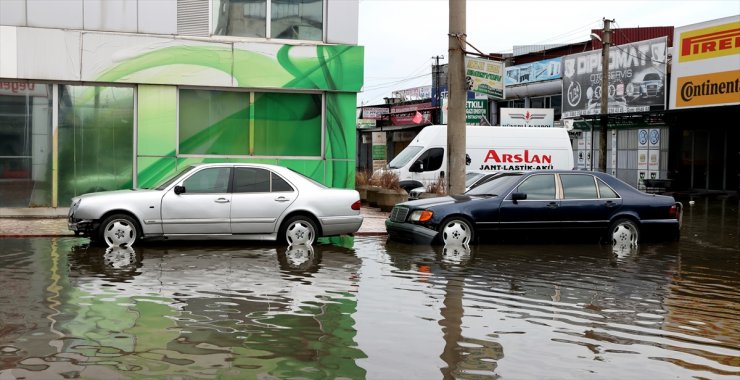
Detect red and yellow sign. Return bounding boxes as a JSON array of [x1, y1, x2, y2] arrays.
[[678, 21, 740, 62], [675, 70, 740, 108]]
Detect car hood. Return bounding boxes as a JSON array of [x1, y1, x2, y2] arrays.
[[73, 188, 161, 202], [401, 194, 475, 208]]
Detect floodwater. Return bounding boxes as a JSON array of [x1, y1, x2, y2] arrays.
[[1, 197, 738, 379]]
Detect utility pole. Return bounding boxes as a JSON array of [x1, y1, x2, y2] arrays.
[[598, 18, 613, 172], [448, 0, 466, 194], [432, 55, 444, 123]]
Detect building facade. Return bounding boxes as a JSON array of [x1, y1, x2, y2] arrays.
[[0, 0, 363, 208]]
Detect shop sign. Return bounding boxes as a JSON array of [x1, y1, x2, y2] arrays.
[[464, 56, 505, 99], [440, 99, 490, 125], [505, 58, 562, 86], [357, 119, 376, 129], [670, 15, 740, 109], [361, 107, 389, 120], [390, 102, 433, 125], [392, 86, 432, 101], [432, 85, 485, 106], [562, 37, 667, 118], [371, 132, 387, 170], [500, 108, 554, 127], [0, 81, 48, 97]]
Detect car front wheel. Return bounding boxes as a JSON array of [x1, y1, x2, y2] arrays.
[[280, 215, 317, 246], [439, 217, 474, 245], [610, 218, 639, 248], [98, 214, 140, 248]]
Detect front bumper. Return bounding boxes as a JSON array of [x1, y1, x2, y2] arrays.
[[385, 219, 438, 244], [68, 217, 96, 236]]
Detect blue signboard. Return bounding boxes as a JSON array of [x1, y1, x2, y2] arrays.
[[431, 85, 479, 106], [505, 58, 562, 86]]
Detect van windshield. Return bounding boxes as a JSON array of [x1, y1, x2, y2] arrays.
[[388, 146, 423, 169]]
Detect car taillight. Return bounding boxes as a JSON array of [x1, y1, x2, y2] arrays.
[[351, 200, 361, 210], [669, 204, 678, 219]]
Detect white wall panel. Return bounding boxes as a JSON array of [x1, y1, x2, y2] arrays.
[[0, 26, 18, 78], [27, 0, 83, 29], [17, 28, 81, 80], [139, 0, 177, 35], [326, 0, 358, 44], [83, 0, 137, 33], [0, 0, 26, 26]]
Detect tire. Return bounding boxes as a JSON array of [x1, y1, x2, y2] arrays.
[[439, 217, 475, 245], [609, 218, 639, 248], [280, 215, 318, 246], [98, 214, 141, 248]]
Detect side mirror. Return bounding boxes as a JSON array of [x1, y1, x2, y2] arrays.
[[174, 185, 186, 195], [409, 160, 424, 173], [511, 192, 527, 203]]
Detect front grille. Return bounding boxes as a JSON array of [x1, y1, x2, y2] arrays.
[[390, 206, 409, 222]]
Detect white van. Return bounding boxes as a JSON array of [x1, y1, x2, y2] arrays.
[[382, 125, 574, 193]]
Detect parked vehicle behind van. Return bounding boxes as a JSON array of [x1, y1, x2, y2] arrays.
[[380, 125, 575, 193]]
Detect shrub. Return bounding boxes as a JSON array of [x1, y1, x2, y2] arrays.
[[426, 176, 447, 195], [355, 170, 371, 187], [377, 170, 402, 191]]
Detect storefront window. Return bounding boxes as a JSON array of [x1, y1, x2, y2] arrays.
[[253, 92, 321, 156], [212, 0, 323, 41], [0, 82, 52, 207], [179, 90, 250, 155], [58, 85, 134, 206], [178, 89, 321, 157]]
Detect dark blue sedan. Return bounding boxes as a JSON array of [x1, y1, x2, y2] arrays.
[[385, 170, 682, 246]]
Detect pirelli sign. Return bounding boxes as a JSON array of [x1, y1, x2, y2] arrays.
[[670, 15, 740, 109]]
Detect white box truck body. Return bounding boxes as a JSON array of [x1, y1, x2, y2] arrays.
[[381, 125, 575, 192]]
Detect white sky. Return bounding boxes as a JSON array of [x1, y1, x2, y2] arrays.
[[357, 0, 740, 106]]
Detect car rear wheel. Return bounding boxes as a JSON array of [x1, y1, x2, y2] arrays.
[[439, 217, 474, 245], [610, 218, 639, 248], [99, 214, 140, 248], [280, 215, 317, 246]]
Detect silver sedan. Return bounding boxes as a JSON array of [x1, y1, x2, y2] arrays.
[[68, 163, 363, 247]]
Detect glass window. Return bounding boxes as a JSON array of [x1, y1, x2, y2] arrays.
[[179, 89, 249, 155], [417, 148, 444, 172], [213, 0, 266, 38], [271, 0, 323, 41], [517, 174, 555, 200], [234, 167, 270, 193], [272, 172, 294, 192], [253, 92, 321, 156], [561, 174, 598, 199], [58, 85, 134, 205], [183, 167, 231, 193], [212, 0, 323, 41], [0, 82, 53, 207], [388, 146, 422, 169], [597, 179, 619, 198]]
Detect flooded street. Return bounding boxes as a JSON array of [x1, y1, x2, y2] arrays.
[[1, 197, 739, 379]]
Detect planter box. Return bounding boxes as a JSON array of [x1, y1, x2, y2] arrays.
[[377, 189, 409, 212], [356, 185, 370, 202], [366, 186, 381, 207]]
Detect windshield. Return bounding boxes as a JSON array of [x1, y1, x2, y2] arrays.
[[466, 172, 522, 196], [388, 146, 423, 169], [153, 165, 196, 190], [465, 172, 485, 187]]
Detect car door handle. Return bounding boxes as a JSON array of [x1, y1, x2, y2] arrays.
[[605, 201, 617, 208], [275, 196, 290, 203], [214, 198, 230, 203], [547, 202, 558, 209]]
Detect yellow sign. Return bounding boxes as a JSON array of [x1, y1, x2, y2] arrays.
[[675, 70, 740, 107], [678, 21, 740, 62]]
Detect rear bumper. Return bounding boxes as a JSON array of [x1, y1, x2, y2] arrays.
[[320, 215, 364, 236]]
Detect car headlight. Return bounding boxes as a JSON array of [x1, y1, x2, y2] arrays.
[[69, 199, 81, 216], [409, 210, 433, 222]]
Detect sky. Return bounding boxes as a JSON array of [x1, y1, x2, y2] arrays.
[[356, 0, 740, 106]]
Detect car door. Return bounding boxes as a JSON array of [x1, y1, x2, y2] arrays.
[[558, 174, 623, 229], [498, 173, 560, 230], [160, 166, 232, 234], [410, 147, 445, 188], [230, 167, 296, 234]]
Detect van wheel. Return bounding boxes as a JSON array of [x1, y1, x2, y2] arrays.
[[439, 217, 474, 245]]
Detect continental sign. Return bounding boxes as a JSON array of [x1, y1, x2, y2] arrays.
[[678, 21, 740, 63], [676, 70, 740, 108]]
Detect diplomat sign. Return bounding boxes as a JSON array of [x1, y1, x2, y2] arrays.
[[562, 37, 667, 118]]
